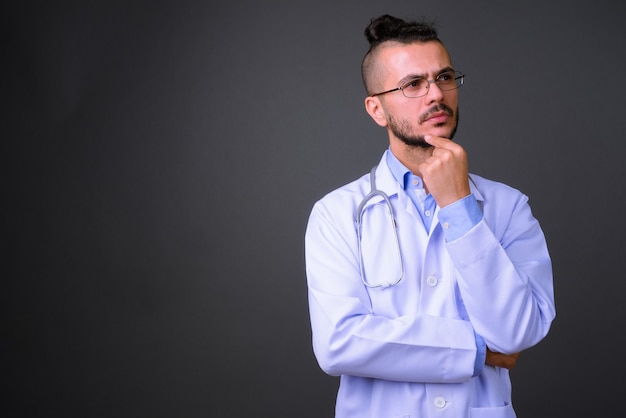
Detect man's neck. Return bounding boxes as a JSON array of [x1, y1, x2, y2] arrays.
[[389, 141, 434, 179]]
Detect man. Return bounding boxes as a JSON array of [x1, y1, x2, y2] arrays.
[[304, 14, 555, 418]]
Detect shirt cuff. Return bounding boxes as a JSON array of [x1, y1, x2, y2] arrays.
[[437, 194, 483, 242], [473, 332, 486, 377]]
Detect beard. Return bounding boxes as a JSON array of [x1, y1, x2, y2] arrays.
[[388, 104, 459, 148]]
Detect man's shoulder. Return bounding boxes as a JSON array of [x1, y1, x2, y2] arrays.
[[469, 172, 530, 210], [469, 173, 524, 194]]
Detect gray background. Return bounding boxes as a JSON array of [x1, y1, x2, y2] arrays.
[[5, 1, 625, 416]]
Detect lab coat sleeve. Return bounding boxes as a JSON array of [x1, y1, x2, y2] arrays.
[[305, 198, 479, 384], [445, 187, 555, 354]]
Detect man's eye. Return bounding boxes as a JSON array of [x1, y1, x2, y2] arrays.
[[438, 72, 454, 82], [405, 79, 423, 89]]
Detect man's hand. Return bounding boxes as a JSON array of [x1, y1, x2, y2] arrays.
[[419, 135, 470, 207], [486, 348, 520, 370]]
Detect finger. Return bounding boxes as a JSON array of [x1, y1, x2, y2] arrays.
[[424, 134, 454, 148], [424, 135, 467, 163]]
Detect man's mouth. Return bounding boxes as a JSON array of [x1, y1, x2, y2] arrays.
[[424, 111, 450, 123], [419, 105, 454, 124]]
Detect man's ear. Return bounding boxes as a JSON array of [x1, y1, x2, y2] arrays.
[[364, 96, 388, 127]]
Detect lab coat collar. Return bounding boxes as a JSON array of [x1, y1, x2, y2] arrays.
[[468, 174, 485, 204], [371, 151, 402, 198]]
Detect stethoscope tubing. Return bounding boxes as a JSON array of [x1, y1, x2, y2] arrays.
[[354, 166, 404, 288]]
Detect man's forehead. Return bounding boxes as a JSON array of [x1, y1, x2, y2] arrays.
[[380, 41, 449, 60], [379, 41, 451, 76]]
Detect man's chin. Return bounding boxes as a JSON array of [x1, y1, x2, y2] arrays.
[[428, 124, 456, 140], [398, 135, 431, 148]]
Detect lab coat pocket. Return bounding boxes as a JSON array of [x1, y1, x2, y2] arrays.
[[469, 402, 516, 418]]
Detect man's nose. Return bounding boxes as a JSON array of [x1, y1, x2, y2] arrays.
[[424, 79, 444, 102]]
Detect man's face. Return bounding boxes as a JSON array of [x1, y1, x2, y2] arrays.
[[373, 41, 459, 147]]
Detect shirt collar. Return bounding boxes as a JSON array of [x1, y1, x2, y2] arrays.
[[385, 148, 424, 190]]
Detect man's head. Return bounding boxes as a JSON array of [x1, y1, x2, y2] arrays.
[[362, 15, 461, 148]]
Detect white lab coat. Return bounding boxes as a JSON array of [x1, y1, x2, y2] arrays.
[[305, 150, 555, 418]]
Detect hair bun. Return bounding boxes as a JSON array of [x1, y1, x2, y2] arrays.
[[364, 15, 407, 46], [364, 14, 438, 48]]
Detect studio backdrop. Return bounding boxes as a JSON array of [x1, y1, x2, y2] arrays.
[[5, 1, 626, 416]]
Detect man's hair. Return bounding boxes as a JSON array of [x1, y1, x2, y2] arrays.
[[361, 15, 441, 95]]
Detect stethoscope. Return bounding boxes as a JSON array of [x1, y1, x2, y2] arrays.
[[354, 165, 478, 289], [354, 166, 404, 288]]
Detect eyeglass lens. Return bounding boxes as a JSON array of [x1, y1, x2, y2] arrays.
[[402, 71, 463, 98]]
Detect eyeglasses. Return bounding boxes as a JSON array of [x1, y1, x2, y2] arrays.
[[370, 70, 465, 98]]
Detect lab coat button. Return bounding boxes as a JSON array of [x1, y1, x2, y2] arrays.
[[426, 276, 438, 287], [443, 222, 450, 229], [434, 396, 446, 408]]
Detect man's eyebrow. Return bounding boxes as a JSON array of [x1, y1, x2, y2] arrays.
[[397, 67, 455, 86], [397, 73, 426, 86], [437, 66, 455, 75]]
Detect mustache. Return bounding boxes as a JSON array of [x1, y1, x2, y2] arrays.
[[418, 104, 454, 124]]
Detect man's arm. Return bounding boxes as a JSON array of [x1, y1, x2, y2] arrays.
[[421, 135, 555, 354], [306, 199, 481, 383]]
